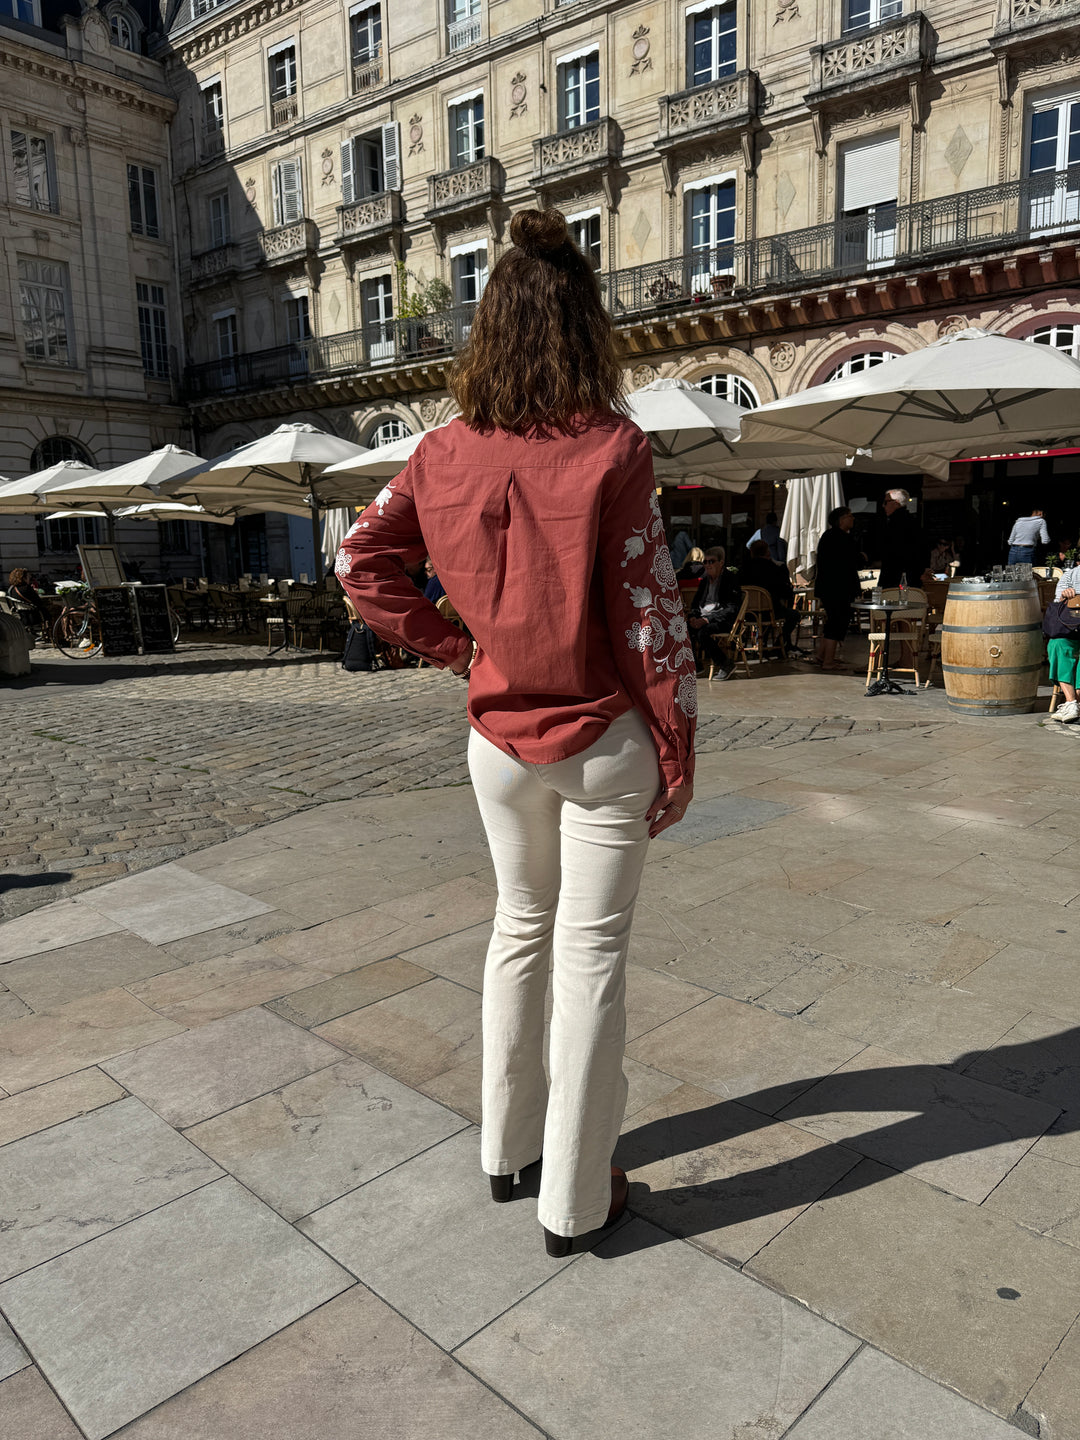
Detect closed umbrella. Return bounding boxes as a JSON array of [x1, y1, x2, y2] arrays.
[[779, 474, 846, 579], [741, 328, 1080, 458], [321, 508, 353, 571], [160, 423, 370, 581]]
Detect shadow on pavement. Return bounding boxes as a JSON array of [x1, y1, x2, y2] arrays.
[[0, 871, 72, 893], [612, 1027, 1079, 1255], [8, 651, 342, 688]]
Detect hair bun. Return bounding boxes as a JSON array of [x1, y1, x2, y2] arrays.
[[510, 208, 569, 257]]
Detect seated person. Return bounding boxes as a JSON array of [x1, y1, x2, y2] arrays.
[[676, 546, 705, 582], [746, 511, 787, 564], [740, 540, 800, 654], [422, 558, 445, 604], [688, 545, 742, 679], [4, 568, 49, 634], [929, 538, 956, 575]]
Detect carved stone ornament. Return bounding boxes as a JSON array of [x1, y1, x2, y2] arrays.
[[408, 114, 424, 156], [510, 73, 527, 118], [419, 399, 439, 423], [321, 148, 335, 185], [83, 10, 109, 53], [632, 363, 657, 387], [769, 341, 796, 371], [244, 177, 256, 203], [774, 0, 800, 21], [938, 315, 969, 338], [630, 25, 652, 76]]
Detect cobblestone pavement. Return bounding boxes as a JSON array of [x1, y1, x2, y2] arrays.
[[0, 643, 931, 920]]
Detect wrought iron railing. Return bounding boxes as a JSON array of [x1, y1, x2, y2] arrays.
[[447, 13, 480, 50], [186, 166, 1080, 401], [270, 94, 298, 128], [352, 51, 383, 93]]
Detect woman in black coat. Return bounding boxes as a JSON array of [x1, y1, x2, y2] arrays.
[[811, 507, 862, 671]]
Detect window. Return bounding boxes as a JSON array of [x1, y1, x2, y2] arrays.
[[272, 157, 303, 226], [452, 245, 488, 304], [1027, 96, 1080, 232], [18, 258, 71, 365], [193, 0, 224, 15], [449, 94, 484, 168], [824, 350, 896, 382], [687, 176, 736, 289], [842, 0, 902, 32], [362, 274, 394, 361], [341, 124, 400, 202], [127, 164, 160, 238], [284, 293, 310, 343], [689, 3, 736, 86], [447, 0, 480, 50], [567, 210, 601, 270], [368, 417, 412, 446], [838, 133, 898, 269], [136, 282, 169, 380], [32, 436, 92, 469], [159, 519, 193, 553], [269, 43, 297, 99], [38, 515, 98, 553], [11, 130, 55, 212], [0, 0, 40, 23], [208, 190, 230, 247], [697, 372, 758, 409], [1031, 324, 1080, 358], [109, 12, 135, 49], [558, 50, 600, 131], [350, 2, 381, 65], [202, 80, 224, 132], [215, 311, 238, 358]]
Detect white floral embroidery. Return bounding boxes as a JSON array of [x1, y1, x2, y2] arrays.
[[344, 520, 365, 540], [370, 484, 395, 517], [334, 549, 351, 579], [620, 489, 697, 714]]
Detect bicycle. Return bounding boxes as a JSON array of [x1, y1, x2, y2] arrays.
[[52, 597, 103, 658]]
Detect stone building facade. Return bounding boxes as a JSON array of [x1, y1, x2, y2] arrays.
[[0, 0, 194, 579]]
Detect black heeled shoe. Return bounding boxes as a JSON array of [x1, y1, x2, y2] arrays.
[[488, 1156, 542, 1204], [544, 1167, 628, 1258]]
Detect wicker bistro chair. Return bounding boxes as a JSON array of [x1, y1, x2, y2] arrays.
[[739, 585, 785, 666], [206, 586, 249, 634], [696, 591, 751, 681], [865, 587, 929, 688]]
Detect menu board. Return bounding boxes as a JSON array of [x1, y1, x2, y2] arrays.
[[96, 587, 139, 657], [78, 544, 126, 588], [130, 585, 174, 653]]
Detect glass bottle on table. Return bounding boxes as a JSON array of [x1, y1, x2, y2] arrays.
[[898, 572, 907, 604]]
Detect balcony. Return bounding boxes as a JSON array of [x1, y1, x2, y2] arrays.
[[447, 13, 480, 51], [336, 189, 404, 248], [426, 156, 503, 221], [270, 94, 298, 129], [656, 73, 759, 187], [199, 124, 225, 162], [188, 243, 239, 287], [352, 49, 383, 93], [807, 12, 929, 104], [531, 118, 620, 201], [257, 218, 318, 269], [992, 0, 1080, 49]]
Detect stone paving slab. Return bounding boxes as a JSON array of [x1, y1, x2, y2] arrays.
[[0, 1318, 28, 1384], [0, 1367, 82, 1439], [0, 1068, 127, 1148], [0, 1178, 353, 1440]]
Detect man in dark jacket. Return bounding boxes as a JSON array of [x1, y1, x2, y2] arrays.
[[741, 540, 800, 653], [689, 546, 742, 678], [879, 489, 930, 588]]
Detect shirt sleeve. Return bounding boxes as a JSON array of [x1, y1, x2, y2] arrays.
[[1040, 519, 1051, 546], [597, 434, 697, 791], [334, 453, 472, 670]]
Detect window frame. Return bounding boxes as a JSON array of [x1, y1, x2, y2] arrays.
[[136, 281, 170, 381], [842, 0, 902, 34], [267, 40, 298, 100], [10, 128, 56, 213], [450, 240, 488, 305], [18, 256, 73, 367], [208, 188, 231, 248], [349, 0, 381, 62], [566, 207, 602, 270], [213, 309, 239, 359], [696, 371, 759, 409], [1030, 323, 1080, 358], [686, 2, 737, 87], [367, 416, 413, 447], [201, 77, 225, 133], [283, 291, 311, 344], [109, 10, 136, 49], [557, 48, 600, 132], [447, 92, 484, 168], [127, 162, 161, 239], [0, 0, 42, 25], [684, 171, 738, 287], [822, 349, 898, 383]]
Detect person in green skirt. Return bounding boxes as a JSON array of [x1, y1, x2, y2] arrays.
[[1050, 564, 1080, 723]]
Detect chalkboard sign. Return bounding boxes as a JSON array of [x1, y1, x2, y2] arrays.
[[130, 585, 174, 653], [96, 587, 138, 657]]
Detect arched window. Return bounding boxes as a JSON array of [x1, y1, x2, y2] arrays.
[[1030, 324, 1080, 358], [31, 436, 93, 470], [696, 371, 759, 409], [109, 12, 136, 48], [367, 417, 412, 447], [823, 350, 897, 383]]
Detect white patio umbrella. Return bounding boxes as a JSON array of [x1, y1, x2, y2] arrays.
[[115, 502, 236, 526], [321, 507, 353, 570], [43, 445, 206, 508], [741, 329, 1080, 458], [0, 461, 103, 513], [779, 474, 846, 579], [323, 420, 454, 481], [623, 377, 755, 482], [160, 424, 370, 580]]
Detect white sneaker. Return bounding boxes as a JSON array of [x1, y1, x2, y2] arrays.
[[1054, 700, 1079, 723]]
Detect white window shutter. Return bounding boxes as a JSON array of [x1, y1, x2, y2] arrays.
[[381, 121, 401, 191], [340, 140, 355, 204], [841, 134, 899, 212], [272, 162, 283, 226], [281, 157, 302, 222]]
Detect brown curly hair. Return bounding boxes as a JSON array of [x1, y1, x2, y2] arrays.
[[449, 209, 624, 435]]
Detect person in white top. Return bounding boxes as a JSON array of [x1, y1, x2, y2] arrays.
[[1050, 565, 1080, 724], [1007, 509, 1050, 565]]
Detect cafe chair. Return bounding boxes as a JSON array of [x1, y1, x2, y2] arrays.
[[739, 585, 784, 666], [702, 592, 751, 681], [866, 587, 928, 688]]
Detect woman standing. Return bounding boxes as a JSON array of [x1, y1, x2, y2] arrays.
[[335, 210, 696, 1255], [811, 506, 862, 671], [1049, 561, 1080, 723]]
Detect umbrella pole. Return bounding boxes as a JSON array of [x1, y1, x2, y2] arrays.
[[311, 502, 323, 584]]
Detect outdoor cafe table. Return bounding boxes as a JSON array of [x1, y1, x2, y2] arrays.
[[851, 598, 917, 697]]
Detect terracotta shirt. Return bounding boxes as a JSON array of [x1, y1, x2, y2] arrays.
[[335, 415, 696, 789]]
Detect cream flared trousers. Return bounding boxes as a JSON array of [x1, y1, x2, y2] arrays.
[[468, 708, 659, 1236]]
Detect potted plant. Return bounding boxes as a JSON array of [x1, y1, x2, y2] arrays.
[[396, 264, 454, 356]]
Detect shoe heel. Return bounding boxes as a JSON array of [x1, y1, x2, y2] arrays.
[[544, 1228, 572, 1258], [489, 1174, 513, 1203]]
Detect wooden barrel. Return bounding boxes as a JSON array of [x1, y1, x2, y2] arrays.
[[940, 580, 1044, 715]]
